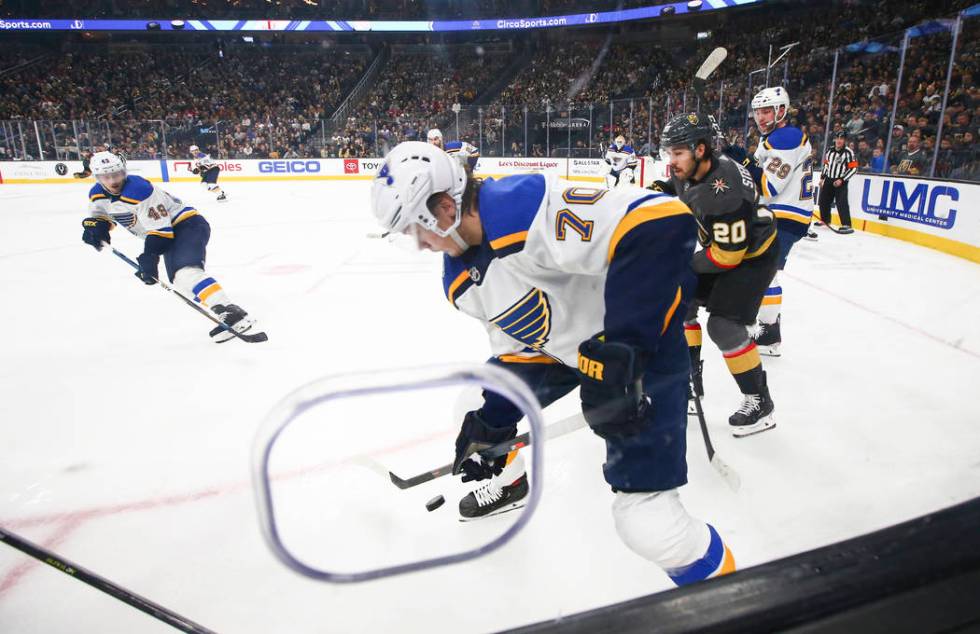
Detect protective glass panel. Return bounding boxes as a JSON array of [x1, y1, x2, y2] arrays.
[[253, 364, 545, 582], [828, 33, 903, 175], [936, 17, 977, 180]]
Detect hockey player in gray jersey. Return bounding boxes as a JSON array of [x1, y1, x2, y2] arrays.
[[81, 151, 263, 342], [655, 113, 777, 437]]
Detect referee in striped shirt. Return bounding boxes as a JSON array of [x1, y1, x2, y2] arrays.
[[818, 132, 857, 234]]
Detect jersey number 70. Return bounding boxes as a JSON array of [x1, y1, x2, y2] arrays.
[[555, 187, 603, 241]]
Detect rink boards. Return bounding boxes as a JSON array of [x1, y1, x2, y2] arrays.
[[1, 158, 977, 263]]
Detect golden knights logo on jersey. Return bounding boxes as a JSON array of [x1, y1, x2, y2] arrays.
[[490, 288, 552, 350]]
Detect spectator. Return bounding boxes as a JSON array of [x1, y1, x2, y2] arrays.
[[892, 133, 929, 175], [870, 147, 887, 173]]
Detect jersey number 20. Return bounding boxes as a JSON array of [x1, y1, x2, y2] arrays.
[[713, 220, 746, 244]]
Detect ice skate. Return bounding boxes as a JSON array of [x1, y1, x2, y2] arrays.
[[729, 372, 775, 437], [459, 456, 528, 521]]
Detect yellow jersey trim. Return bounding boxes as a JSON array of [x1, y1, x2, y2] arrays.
[[497, 354, 559, 364], [661, 286, 683, 335], [745, 232, 777, 259], [489, 231, 529, 251], [607, 201, 692, 263]]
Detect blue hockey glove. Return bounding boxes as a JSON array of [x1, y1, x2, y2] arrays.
[[81, 217, 112, 251], [577, 335, 650, 439], [452, 411, 516, 482], [134, 252, 159, 285]]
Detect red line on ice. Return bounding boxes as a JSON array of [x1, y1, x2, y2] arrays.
[[0, 428, 450, 598]]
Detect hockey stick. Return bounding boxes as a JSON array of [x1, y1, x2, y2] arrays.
[[109, 247, 267, 343], [690, 386, 741, 492], [387, 412, 587, 490], [0, 526, 217, 634], [692, 47, 729, 104], [813, 217, 852, 234]]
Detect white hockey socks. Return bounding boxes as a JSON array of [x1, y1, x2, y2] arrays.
[[757, 271, 782, 325], [173, 266, 232, 309]]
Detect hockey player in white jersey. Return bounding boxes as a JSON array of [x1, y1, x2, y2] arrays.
[[751, 87, 816, 356], [371, 141, 735, 585], [189, 145, 227, 202], [604, 135, 638, 188], [427, 128, 480, 170], [81, 152, 263, 342]]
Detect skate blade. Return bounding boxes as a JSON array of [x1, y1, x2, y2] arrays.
[[731, 416, 776, 438], [757, 344, 781, 357], [458, 500, 526, 523]]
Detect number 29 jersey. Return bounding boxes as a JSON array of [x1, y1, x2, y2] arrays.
[[87, 175, 200, 240], [753, 125, 815, 234]]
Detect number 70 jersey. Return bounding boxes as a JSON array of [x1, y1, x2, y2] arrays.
[[443, 174, 692, 366], [753, 126, 815, 229]]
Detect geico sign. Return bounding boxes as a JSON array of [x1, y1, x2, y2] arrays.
[[861, 178, 958, 229], [258, 160, 321, 173]]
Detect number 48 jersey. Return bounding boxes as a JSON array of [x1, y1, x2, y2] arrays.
[[87, 175, 200, 240], [753, 126, 815, 233]]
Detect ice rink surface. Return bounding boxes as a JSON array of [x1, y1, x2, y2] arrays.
[[1, 179, 979, 633]]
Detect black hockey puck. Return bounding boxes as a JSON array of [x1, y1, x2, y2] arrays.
[[426, 495, 445, 512]]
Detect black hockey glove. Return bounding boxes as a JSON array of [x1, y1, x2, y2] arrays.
[[649, 180, 676, 195], [134, 252, 160, 285], [577, 335, 650, 440], [81, 217, 112, 251], [452, 411, 516, 482], [192, 167, 200, 174]]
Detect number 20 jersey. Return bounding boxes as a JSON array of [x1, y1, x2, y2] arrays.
[[443, 174, 693, 367], [753, 125, 815, 233]]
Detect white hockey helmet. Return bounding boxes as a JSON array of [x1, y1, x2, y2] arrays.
[[751, 86, 791, 131], [615, 135, 626, 147], [371, 141, 467, 238], [91, 151, 125, 176], [189, 144, 200, 153], [427, 128, 443, 142]]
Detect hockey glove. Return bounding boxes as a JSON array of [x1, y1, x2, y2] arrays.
[[82, 217, 112, 251], [134, 252, 160, 285], [452, 411, 516, 482], [649, 180, 676, 195], [577, 335, 650, 440], [192, 167, 200, 174]]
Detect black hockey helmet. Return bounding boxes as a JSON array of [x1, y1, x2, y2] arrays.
[[660, 112, 718, 156], [834, 130, 847, 139]]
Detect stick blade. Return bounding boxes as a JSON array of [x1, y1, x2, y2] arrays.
[[711, 455, 741, 492], [695, 47, 728, 80]]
